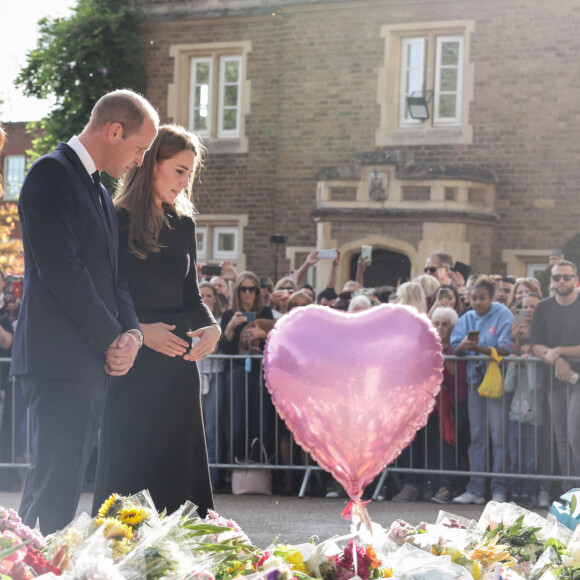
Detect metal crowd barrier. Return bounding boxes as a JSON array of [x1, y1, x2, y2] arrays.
[[0, 354, 578, 499]]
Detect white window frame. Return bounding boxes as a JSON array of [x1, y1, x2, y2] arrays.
[[188, 57, 213, 138], [433, 35, 463, 126], [213, 226, 238, 260], [217, 55, 242, 138], [3, 154, 26, 200], [399, 37, 427, 127], [196, 226, 207, 260]]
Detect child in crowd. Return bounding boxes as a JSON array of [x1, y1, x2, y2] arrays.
[[504, 338, 544, 508]]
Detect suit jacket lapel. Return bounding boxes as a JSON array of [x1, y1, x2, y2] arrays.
[[58, 143, 117, 272]]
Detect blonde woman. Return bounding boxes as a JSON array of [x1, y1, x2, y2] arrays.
[[395, 281, 428, 314], [92, 125, 220, 517]]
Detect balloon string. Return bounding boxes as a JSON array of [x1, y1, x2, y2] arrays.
[[341, 500, 372, 533]]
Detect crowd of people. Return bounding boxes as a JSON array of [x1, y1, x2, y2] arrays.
[[196, 248, 580, 509], [0, 94, 577, 537]]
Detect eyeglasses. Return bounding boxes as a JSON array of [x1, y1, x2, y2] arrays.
[[552, 274, 576, 282], [280, 286, 295, 292], [424, 267, 439, 274], [239, 286, 258, 293]]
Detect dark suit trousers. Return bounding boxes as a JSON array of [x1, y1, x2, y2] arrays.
[[19, 375, 107, 535]]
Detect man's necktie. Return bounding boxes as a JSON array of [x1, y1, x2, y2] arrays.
[[92, 170, 111, 229]]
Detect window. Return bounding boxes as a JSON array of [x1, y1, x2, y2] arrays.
[[196, 226, 207, 260], [213, 227, 238, 260], [194, 216, 248, 268], [377, 21, 474, 146], [189, 55, 242, 139], [3, 155, 25, 200], [169, 41, 250, 153], [399, 34, 463, 127]]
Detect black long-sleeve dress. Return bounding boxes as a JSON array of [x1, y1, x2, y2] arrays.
[[92, 208, 216, 517]]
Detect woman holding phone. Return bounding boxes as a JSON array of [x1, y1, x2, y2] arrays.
[[451, 275, 515, 505], [220, 272, 275, 466]]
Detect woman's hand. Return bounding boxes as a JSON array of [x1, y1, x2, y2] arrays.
[[456, 334, 479, 354], [243, 322, 268, 345], [226, 311, 250, 332], [220, 260, 238, 282], [185, 324, 221, 361], [511, 321, 530, 339], [142, 322, 190, 357]]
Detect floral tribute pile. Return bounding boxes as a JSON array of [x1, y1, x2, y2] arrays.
[[1, 492, 580, 579]]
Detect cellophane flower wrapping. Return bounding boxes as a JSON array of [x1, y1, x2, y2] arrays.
[[10, 490, 580, 579]]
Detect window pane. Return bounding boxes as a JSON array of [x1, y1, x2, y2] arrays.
[[196, 232, 204, 251], [194, 111, 208, 131], [224, 61, 239, 82], [441, 41, 459, 66], [4, 155, 25, 199], [222, 109, 237, 131], [224, 85, 238, 107], [440, 68, 458, 92], [438, 94, 457, 118], [407, 42, 423, 69], [218, 232, 235, 252], [407, 69, 423, 93], [196, 62, 210, 84]]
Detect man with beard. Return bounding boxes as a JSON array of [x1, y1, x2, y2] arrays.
[[531, 260, 580, 486]]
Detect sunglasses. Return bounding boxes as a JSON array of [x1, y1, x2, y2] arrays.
[[239, 286, 258, 293], [552, 274, 576, 282], [279, 287, 295, 292], [424, 266, 439, 274]]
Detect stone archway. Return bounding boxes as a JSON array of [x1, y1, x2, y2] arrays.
[[338, 236, 418, 289], [349, 248, 411, 287]]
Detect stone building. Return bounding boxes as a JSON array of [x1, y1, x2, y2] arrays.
[[134, 0, 580, 289]]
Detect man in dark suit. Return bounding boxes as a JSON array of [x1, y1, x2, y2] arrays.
[[10, 89, 159, 534]]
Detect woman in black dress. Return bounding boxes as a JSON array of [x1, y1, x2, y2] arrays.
[[92, 125, 220, 517]]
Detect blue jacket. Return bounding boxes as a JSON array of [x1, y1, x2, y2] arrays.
[[451, 302, 515, 385]]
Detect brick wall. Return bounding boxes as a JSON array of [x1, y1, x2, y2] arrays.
[[137, 0, 580, 280]]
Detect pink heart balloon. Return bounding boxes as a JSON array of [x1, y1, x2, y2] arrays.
[[263, 303, 443, 502]]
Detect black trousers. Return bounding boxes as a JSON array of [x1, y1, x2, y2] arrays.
[[18, 374, 107, 535]]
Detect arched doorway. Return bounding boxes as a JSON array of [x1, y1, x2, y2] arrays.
[[349, 248, 411, 287]]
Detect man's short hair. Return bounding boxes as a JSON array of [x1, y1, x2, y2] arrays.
[[427, 250, 453, 269], [552, 260, 577, 275], [316, 287, 338, 304], [501, 276, 516, 284], [259, 276, 273, 290], [88, 89, 159, 137]]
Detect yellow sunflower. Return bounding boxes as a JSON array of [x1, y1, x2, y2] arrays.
[[94, 517, 134, 542], [118, 506, 149, 527], [97, 493, 124, 519]]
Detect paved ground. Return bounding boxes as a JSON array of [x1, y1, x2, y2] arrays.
[[0, 491, 551, 547]]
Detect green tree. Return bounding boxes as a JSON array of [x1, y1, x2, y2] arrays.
[[16, 0, 146, 186]]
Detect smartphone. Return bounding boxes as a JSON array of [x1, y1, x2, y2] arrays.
[[201, 264, 222, 277], [514, 309, 526, 325], [552, 248, 563, 258], [318, 249, 337, 259], [467, 330, 480, 342], [12, 281, 22, 299], [450, 261, 472, 281], [438, 288, 451, 300], [244, 311, 256, 323], [361, 245, 372, 262]]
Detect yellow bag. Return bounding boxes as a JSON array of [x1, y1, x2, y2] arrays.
[[477, 347, 503, 398]]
